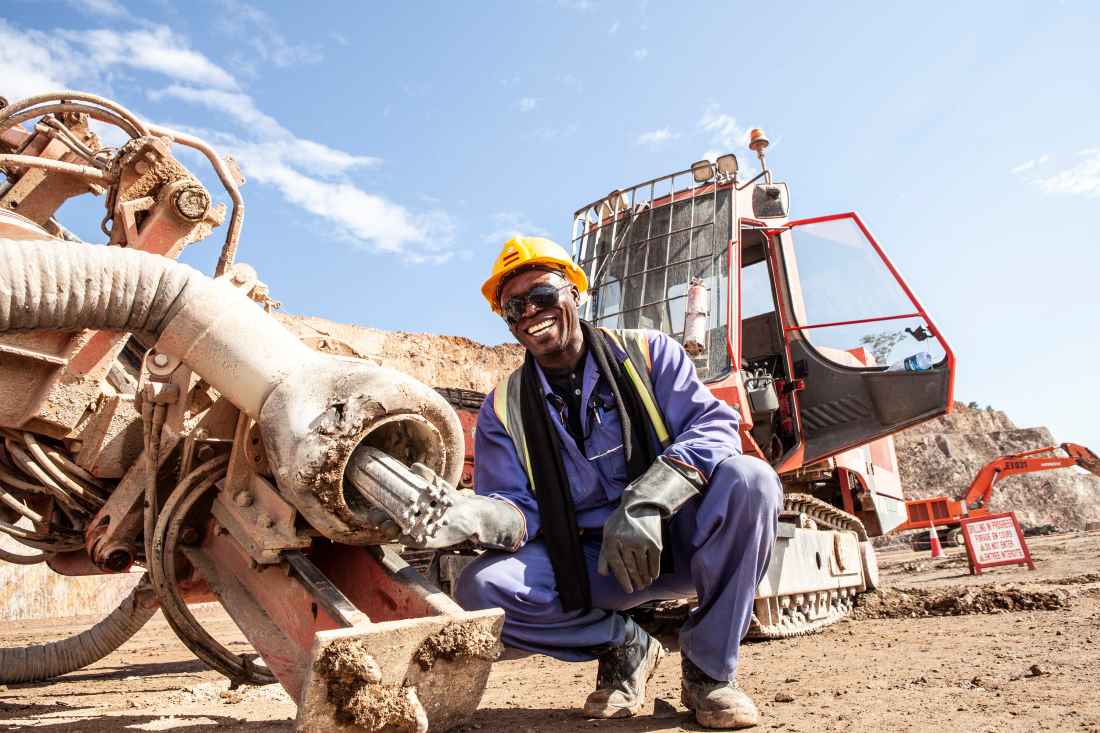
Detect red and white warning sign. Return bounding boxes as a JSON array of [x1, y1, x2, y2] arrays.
[[959, 511, 1035, 575]]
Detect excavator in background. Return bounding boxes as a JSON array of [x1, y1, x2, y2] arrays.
[[897, 443, 1100, 548]]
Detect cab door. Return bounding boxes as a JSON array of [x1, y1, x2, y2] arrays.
[[768, 212, 955, 466]]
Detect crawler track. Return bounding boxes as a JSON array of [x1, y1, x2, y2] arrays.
[[747, 493, 868, 640]]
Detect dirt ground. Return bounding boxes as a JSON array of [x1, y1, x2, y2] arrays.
[[2, 532, 1099, 732]]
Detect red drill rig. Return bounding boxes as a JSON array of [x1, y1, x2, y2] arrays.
[[438, 133, 958, 638]]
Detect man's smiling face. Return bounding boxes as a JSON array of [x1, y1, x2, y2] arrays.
[[499, 268, 584, 369]]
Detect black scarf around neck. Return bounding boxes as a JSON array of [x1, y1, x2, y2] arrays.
[[519, 320, 657, 611]]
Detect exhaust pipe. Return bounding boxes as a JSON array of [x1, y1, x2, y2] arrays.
[[0, 238, 465, 543]]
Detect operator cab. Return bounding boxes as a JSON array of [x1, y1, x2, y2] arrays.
[[571, 147, 955, 473]]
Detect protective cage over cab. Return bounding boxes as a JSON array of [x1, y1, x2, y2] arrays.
[[570, 157, 955, 473]]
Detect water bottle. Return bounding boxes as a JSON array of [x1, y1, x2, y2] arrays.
[[886, 351, 933, 373]]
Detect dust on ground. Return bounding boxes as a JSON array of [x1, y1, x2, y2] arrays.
[[2, 532, 1099, 732]]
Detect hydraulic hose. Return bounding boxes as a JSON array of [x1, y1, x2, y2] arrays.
[[0, 575, 157, 683], [0, 237, 310, 417], [0, 238, 465, 542]]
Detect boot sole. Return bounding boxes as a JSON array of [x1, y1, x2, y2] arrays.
[[682, 684, 759, 729], [692, 709, 759, 730], [583, 641, 666, 719]]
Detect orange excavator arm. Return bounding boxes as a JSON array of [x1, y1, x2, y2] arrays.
[[898, 442, 1100, 533], [960, 442, 1100, 512]]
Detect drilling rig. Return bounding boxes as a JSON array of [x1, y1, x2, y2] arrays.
[[0, 91, 500, 733], [564, 134, 956, 636]]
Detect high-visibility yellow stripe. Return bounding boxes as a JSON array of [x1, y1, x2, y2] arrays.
[[602, 328, 625, 350], [522, 453, 534, 484], [493, 378, 509, 425], [493, 375, 535, 485], [622, 358, 670, 446], [630, 332, 653, 370], [497, 328, 667, 486]]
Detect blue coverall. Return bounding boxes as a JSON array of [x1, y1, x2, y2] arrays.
[[455, 330, 782, 682]]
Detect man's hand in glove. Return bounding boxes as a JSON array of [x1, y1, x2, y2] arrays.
[[597, 457, 702, 593], [399, 492, 525, 551]]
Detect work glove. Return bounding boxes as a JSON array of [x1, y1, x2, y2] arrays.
[[399, 492, 525, 551], [598, 457, 702, 594]]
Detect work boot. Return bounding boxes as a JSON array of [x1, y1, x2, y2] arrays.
[[680, 654, 759, 729], [583, 618, 666, 718]]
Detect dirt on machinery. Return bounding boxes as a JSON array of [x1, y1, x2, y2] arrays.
[[414, 623, 501, 671], [2, 531, 1099, 732], [314, 638, 423, 733]]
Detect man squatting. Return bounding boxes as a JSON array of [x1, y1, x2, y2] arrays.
[[406, 236, 782, 729]]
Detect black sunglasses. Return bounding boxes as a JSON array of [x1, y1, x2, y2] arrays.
[[502, 283, 573, 325]]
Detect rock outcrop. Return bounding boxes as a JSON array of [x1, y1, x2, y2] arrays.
[[893, 403, 1100, 529], [276, 313, 524, 393]]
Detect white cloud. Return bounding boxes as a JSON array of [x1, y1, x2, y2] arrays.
[[699, 105, 750, 154], [149, 85, 281, 135], [0, 16, 455, 263], [155, 110, 452, 261], [1034, 149, 1100, 197], [557, 0, 593, 10], [0, 21, 69, 101], [219, 1, 323, 68], [518, 97, 538, 112], [55, 26, 238, 89], [608, 21, 620, 35], [633, 48, 649, 60], [147, 86, 379, 176], [483, 212, 551, 245], [636, 128, 678, 145], [1010, 154, 1049, 175], [0, 20, 236, 98], [243, 154, 455, 261]]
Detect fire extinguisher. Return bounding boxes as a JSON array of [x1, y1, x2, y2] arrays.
[[683, 277, 708, 356]]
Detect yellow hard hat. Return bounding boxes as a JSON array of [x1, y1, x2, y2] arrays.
[[481, 235, 589, 314]]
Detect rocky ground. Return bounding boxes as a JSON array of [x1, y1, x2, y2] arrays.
[[2, 531, 1098, 732]]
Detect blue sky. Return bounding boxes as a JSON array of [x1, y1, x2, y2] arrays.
[[2, 1, 1099, 450]]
